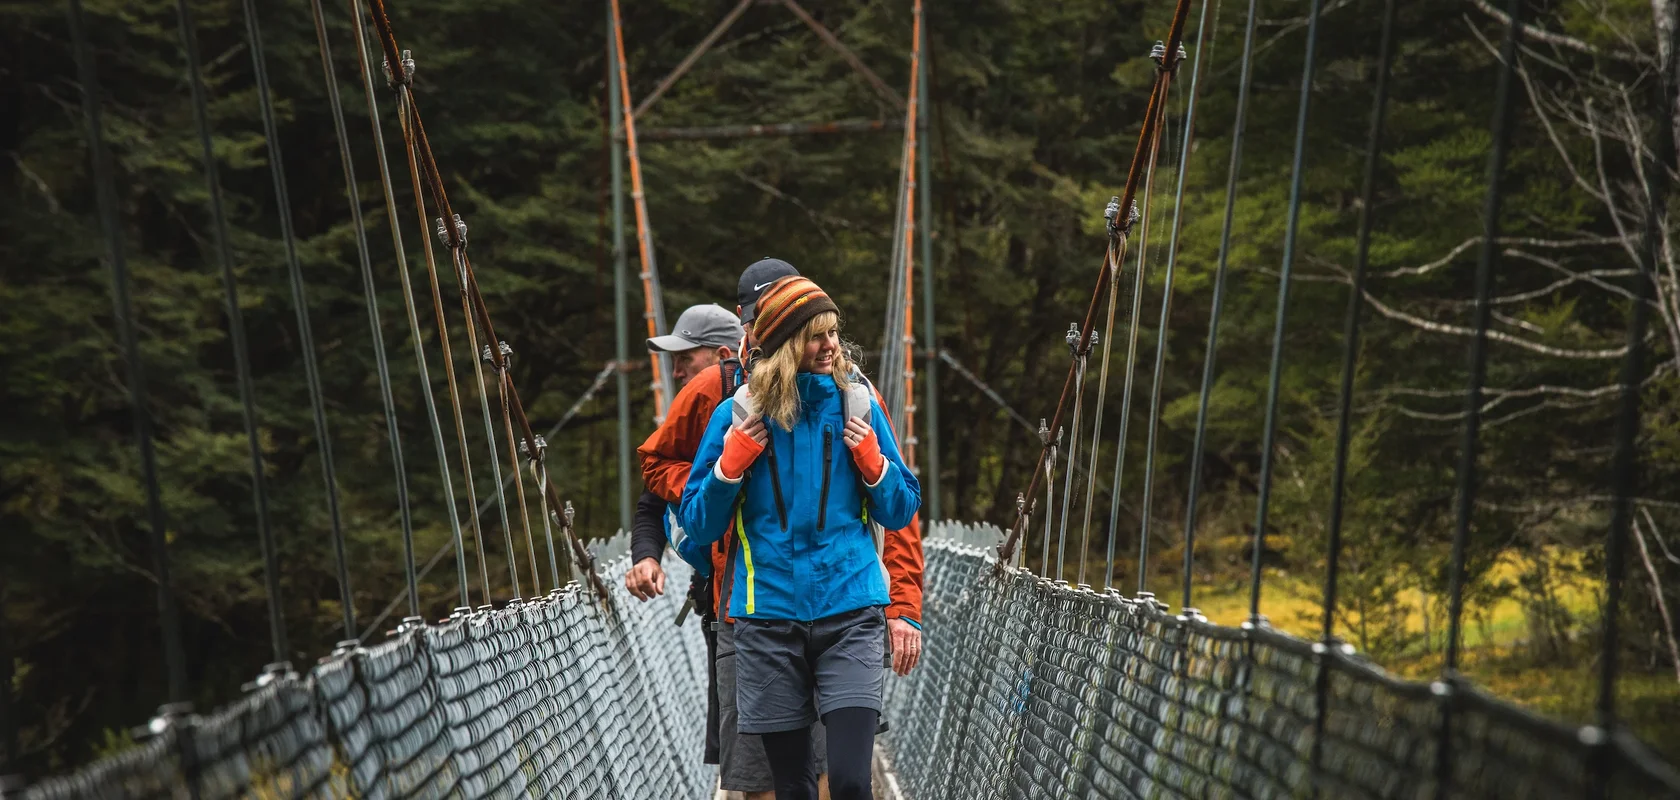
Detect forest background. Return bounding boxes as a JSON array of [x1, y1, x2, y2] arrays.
[[2, 0, 1677, 778]]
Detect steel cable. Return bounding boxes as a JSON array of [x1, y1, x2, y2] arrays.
[[307, 0, 416, 642], [1436, 0, 1522, 791], [365, 0, 606, 600], [1098, 87, 1168, 592], [395, 86, 479, 607], [1246, 0, 1326, 623], [493, 358, 541, 595], [240, 0, 355, 640], [68, 0, 188, 701], [172, 0, 287, 663], [360, 363, 624, 639], [997, 0, 1196, 561], [1310, 0, 1397, 788], [1141, 18, 1212, 607], [1078, 242, 1122, 587], [1591, 88, 1666, 799], [1055, 344, 1086, 580], [1179, 0, 1261, 613], [346, 0, 456, 615]]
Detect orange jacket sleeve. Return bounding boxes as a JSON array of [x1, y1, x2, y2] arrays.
[[638, 364, 726, 504], [871, 384, 926, 624]]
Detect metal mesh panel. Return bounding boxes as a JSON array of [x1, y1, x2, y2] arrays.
[[881, 521, 1680, 800], [26, 522, 1680, 799], [24, 537, 710, 800]]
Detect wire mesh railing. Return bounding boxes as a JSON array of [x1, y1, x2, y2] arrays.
[[20, 522, 1680, 798], [884, 524, 1680, 800], [20, 539, 709, 800]]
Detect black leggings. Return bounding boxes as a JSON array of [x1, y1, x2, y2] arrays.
[[761, 707, 877, 800]]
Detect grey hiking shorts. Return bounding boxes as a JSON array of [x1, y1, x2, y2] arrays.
[[717, 622, 827, 792], [732, 605, 887, 734]]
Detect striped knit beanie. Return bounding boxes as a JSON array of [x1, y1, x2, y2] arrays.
[[752, 276, 840, 357]]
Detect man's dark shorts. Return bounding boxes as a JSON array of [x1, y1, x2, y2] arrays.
[[732, 605, 886, 734], [717, 623, 827, 791]]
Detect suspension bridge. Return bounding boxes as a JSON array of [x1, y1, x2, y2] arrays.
[[18, 0, 1680, 796]]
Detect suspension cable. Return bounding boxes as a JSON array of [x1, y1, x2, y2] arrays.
[[1125, 85, 1171, 594], [239, 0, 354, 639], [1142, 20, 1213, 606], [1099, 83, 1167, 591], [490, 345, 542, 594], [396, 85, 484, 606], [69, 0, 188, 700], [1078, 239, 1122, 587], [1591, 75, 1667, 798], [434, 217, 518, 601], [1040, 422, 1060, 573], [361, 363, 622, 639], [307, 0, 412, 641], [1246, 0, 1326, 623], [1310, 0, 1396, 787], [366, 0, 606, 601], [1056, 330, 1087, 581], [1180, 0, 1261, 613], [172, 0, 287, 664], [530, 437, 561, 591], [996, 0, 1195, 564], [1436, 0, 1522, 794], [347, 0, 455, 615]]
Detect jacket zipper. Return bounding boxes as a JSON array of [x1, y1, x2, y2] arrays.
[[765, 437, 789, 530], [819, 425, 834, 530]]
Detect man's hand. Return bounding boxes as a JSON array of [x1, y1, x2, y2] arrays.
[[887, 618, 921, 676], [625, 557, 665, 601]]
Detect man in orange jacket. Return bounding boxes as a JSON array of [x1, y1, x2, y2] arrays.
[[634, 258, 924, 798]]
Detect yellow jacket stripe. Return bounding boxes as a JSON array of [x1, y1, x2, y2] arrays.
[[736, 503, 755, 614]]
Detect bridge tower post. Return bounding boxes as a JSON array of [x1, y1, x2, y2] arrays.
[[917, 13, 942, 524], [609, 4, 634, 534]]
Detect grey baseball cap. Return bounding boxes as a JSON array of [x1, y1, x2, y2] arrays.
[[647, 304, 745, 353], [737, 258, 800, 324]]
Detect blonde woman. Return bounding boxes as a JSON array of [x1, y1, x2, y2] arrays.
[[678, 276, 921, 800]]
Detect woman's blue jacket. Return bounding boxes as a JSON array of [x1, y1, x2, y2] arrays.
[[676, 372, 921, 622]]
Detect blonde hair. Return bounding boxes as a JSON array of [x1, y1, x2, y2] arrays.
[[751, 311, 855, 431]]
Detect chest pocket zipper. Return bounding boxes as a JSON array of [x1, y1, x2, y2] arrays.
[[765, 437, 789, 530], [819, 425, 834, 530]]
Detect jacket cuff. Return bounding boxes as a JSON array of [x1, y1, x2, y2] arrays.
[[713, 462, 744, 484], [863, 457, 890, 488], [887, 602, 921, 626]]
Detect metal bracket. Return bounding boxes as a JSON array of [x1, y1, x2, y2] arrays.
[[382, 49, 415, 88]]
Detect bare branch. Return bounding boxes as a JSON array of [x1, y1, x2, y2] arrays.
[[1360, 287, 1629, 358], [1645, 506, 1680, 565], [1467, 0, 1638, 61], [1633, 515, 1680, 683], [10, 151, 62, 214], [1493, 310, 1547, 334], [1375, 235, 1619, 278]]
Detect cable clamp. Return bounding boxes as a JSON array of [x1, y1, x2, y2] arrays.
[[242, 661, 297, 692], [1104, 195, 1122, 236], [1065, 322, 1082, 355], [1150, 41, 1187, 74], [382, 49, 415, 89], [132, 702, 193, 740], [1038, 419, 1051, 445]]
